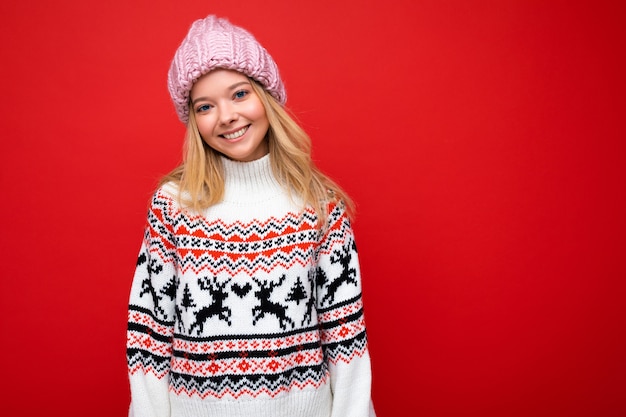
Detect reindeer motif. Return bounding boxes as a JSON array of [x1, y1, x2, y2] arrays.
[[189, 276, 232, 335], [174, 305, 185, 333], [320, 245, 358, 306], [251, 275, 295, 330], [301, 272, 316, 326], [138, 254, 167, 318]]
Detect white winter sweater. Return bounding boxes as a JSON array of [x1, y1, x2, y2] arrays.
[[126, 155, 375, 417]]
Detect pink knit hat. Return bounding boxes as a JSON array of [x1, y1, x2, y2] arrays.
[[168, 15, 286, 124]]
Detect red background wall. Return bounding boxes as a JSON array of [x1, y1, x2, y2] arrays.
[[1, 1, 624, 416]]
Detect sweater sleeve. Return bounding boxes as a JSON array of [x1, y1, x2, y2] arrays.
[[126, 189, 178, 417], [316, 202, 376, 417]]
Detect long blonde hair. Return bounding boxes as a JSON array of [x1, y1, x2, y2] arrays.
[[159, 77, 354, 224]]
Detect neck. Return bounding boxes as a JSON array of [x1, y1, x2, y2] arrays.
[[221, 154, 284, 203]]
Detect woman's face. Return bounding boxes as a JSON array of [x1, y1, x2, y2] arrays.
[[190, 69, 270, 162]]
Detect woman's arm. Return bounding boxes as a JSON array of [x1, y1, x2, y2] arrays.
[[316, 202, 376, 417], [126, 188, 178, 417]]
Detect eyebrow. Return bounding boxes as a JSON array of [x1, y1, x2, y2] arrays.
[[191, 81, 251, 106]]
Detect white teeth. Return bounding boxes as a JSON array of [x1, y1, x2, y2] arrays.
[[223, 126, 248, 139]]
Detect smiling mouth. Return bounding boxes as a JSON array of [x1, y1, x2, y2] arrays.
[[222, 126, 249, 140]]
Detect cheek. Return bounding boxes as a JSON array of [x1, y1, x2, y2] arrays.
[[195, 116, 217, 136], [249, 98, 268, 122]]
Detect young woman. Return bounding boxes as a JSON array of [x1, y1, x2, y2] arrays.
[[126, 15, 375, 417]]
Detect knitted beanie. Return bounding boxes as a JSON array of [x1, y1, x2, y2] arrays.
[[168, 15, 286, 124]]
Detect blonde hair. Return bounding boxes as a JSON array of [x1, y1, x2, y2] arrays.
[[159, 78, 354, 224]]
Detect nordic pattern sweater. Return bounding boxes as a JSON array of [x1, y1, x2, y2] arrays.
[[126, 155, 375, 417]]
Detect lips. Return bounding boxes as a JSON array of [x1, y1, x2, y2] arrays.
[[222, 126, 249, 140]]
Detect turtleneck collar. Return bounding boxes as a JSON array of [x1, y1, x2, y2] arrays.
[[221, 154, 284, 203]]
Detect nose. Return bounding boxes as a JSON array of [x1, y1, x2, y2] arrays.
[[218, 102, 238, 125]]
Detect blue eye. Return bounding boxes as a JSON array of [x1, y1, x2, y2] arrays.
[[234, 90, 248, 99], [196, 104, 212, 113]]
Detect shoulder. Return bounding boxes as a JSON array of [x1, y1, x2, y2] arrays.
[[155, 181, 179, 200], [147, 182, 185, 220], [324, 190, 349, 216], [323, 198, 353, 233], [324, 187, 355, 221], [148, 182, 177, 207]]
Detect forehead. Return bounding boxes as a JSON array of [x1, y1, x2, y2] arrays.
[[190, 69, 250, 100]]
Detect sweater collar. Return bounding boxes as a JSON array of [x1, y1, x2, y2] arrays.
[[221, 154, 283, 202]]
